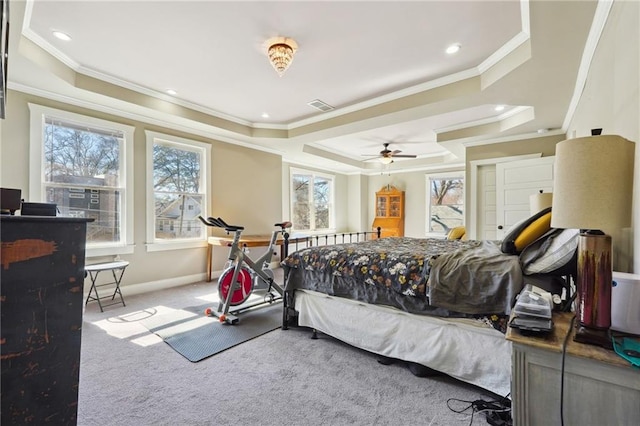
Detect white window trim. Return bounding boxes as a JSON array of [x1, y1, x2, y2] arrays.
[[145, 130, 210, 252], [289, 167, 335, 233], [28, 103, 135, 257], [425, 170, 465, 238]]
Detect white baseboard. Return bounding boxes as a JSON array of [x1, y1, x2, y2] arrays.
[[84, 272, 208, 299], [83, 265, 282, 299]]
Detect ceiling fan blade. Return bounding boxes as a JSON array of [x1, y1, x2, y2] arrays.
[[361, 143, 416, 160]]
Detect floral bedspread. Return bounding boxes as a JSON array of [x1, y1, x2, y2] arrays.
[[282, 237, 510, 332], [283, 237, 479, 297]]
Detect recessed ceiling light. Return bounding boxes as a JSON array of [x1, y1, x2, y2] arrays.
[[52, 31, 72, 41], [445, 43, 461, 54], [261, 112, 270, 119], [495, 105, 505, 111], [166, 89, 177, 95]]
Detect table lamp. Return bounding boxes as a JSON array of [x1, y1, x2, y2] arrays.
[[529, 190, 553, 215], [551, 130, 635, 348]]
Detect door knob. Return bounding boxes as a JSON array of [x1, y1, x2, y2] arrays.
[[497, 225, 503, 230]]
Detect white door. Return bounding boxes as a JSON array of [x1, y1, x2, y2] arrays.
[[477, 165, 497, 240], [495, 156, 555, 239]]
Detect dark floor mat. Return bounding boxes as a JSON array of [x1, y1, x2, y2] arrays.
[[141, 302, 282, 362]]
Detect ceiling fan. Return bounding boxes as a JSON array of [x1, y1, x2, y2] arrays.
[[363, 143, 417, 164]]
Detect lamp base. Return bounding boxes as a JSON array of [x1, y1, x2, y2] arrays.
[[573, 232, 613, 350], [574, 324, 613, 349]]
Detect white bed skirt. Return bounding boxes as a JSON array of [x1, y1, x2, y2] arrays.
[[294, 289, 512, 398]]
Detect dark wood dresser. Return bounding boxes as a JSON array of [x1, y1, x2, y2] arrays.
[[1, 216, 93, 425]]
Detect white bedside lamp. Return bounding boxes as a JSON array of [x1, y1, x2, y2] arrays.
[[551, 131, 635, 348]]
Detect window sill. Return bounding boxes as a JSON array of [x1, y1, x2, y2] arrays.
[[146, 239, 207, 252], [86, 244, 135, 258]]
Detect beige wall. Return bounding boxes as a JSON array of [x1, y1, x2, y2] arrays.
[[465, 135, 562, 163], [566, 0, 639, 272], [347, 174, 369, 232], [1, 90, 283, 289]]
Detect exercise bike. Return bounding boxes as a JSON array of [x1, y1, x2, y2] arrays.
[[198, 216, 291, 325]]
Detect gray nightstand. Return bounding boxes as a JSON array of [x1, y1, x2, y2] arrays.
[[506, 312, 640, 426]]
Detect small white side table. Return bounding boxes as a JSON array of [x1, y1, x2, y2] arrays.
[[84, 261, 129, 312]]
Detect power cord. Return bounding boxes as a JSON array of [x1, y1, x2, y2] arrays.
[[560, 314, 576, 426], [447, 394, 512, 425]]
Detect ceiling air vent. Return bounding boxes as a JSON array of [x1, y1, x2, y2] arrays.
[[307, 99, 334, 112]]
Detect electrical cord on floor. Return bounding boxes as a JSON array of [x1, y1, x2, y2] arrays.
[[446, 394, 512, 425], [560, 314, 577, 426]]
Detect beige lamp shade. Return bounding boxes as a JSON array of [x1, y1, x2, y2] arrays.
[[551, 135, 635, 233], [530, 192, 553, 215]]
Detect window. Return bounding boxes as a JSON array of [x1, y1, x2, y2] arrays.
[[290, 168, 334, 232], [145, 131, 210, 251], [426, 171, 464, 236], [29, 104, 134, 257]]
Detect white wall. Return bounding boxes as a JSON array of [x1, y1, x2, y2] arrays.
[[566, 0, 639, 272]]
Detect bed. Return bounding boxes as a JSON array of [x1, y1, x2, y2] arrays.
[[281, 214, 578, 397]]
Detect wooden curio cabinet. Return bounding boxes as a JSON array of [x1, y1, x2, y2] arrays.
[[372, 185, 405, 238]]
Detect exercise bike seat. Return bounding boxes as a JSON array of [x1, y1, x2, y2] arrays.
[[274, 221, 292, 229]]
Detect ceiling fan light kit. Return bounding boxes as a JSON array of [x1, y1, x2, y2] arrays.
[[265, 36, 298, 76]]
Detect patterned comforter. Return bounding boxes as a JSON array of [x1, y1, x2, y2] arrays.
[[282, 237, 523, 332]]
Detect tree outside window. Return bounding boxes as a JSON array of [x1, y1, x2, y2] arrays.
[[428, 176, 464, 234], [291, 170, 334, 231], [152, 141, 205, 240], [43, 118, 124, 245]]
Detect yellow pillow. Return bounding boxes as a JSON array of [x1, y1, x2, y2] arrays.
[[447, 226, 466, 240], [513, 212, 552, 251]]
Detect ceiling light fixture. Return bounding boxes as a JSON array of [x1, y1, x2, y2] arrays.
[[379, 156, 393, 165], [52, 30, 72, 41], [265, 36, 298, 76], [446, 43, 461, 54]]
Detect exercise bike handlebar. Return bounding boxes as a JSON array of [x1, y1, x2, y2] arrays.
[[199, 216, 293, 233], [198, 216, 244, 232]]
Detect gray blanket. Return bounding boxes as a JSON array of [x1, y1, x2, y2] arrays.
[[428, 240, 523, 315]]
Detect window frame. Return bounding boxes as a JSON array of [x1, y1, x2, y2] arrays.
[[145, 130, 210, 252], [424, 170, 465, 238], [28, 103, 135, 257], [289, 167, 335, 233]]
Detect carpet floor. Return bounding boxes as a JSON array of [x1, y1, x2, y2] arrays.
[[78, 270, 498, 425]]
